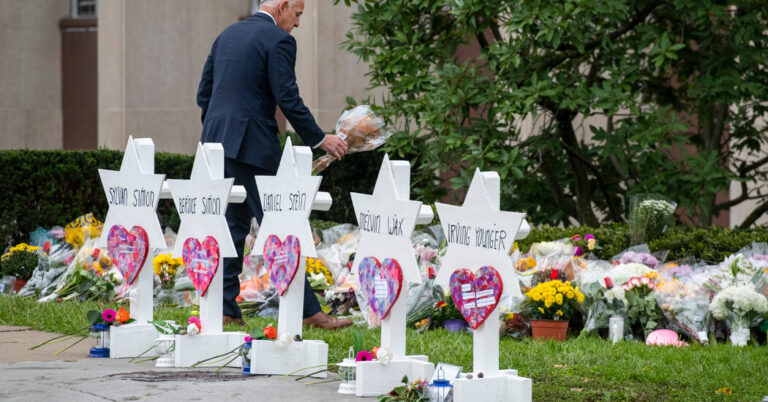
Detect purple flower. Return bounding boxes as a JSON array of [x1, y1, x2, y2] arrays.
[[585, 234, 595, 241], [573, 246, 584, 257]]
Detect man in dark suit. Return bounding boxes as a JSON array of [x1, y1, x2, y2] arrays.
[[197, 0, 351, 329]]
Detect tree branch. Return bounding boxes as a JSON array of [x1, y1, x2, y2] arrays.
[[737, 198, 768, 228], [539, 1, 662, 71]]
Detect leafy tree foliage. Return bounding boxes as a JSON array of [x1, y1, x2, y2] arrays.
[[334, 0, 768, 227]]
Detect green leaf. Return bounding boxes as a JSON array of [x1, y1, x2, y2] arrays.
[[86, 310, 101, 325]]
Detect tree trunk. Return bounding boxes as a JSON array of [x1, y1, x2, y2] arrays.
[[555, 109, 600, 226]]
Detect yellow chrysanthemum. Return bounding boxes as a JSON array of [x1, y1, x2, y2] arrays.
[[566, 290, 574, 299], [587, 238, 595, 250], [556, 310, 563, 316], [577, 293, 585, 303], [645, 271, 659, 280], [555, 294, 563, 305], [538, 307, 545, 314]]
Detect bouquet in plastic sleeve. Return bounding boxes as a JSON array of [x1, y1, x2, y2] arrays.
[[628, 194, 676, 245], [405, 280, 446, 332], [623, 275, 664, 339], [709, 284, 768, 346], [611, 244, 667, 269], [18, 242, 75, 297], [312, 105, 392, 174], [707, 252, 764, 292], [527, 239, 574, 286], [573, 260, 628, 335], [655, 265, 711, 344]]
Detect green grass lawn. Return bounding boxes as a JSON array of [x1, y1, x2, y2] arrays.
[[1, 295, 765, 401]]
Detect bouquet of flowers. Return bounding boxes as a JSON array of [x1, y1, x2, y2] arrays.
[[522, 280, 584, 321], [570, 234, 599, 258], [708, 253, 764, 290], [628, 194, 676, 245], [655, 275, 711, 344], [153, 253, 183, 305], [527, 240, 574, 286], [312, 105, 392, 174], [623, 276, 664, 339], [710, 285, 768, 346]]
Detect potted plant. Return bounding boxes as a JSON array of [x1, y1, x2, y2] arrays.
[[1, 243, 41, 292], [522, 279, 584, 341]]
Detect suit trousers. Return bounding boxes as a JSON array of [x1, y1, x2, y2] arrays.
[[223, 157, 322, 319]]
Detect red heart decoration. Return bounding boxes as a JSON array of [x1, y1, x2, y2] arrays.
[[449, 266, 503, 330], [263, 235, 301, 296], [106, 225, 149, 287], [182, 236, 220, 297]]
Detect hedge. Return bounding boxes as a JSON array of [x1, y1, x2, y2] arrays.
[[0, 148, 379, 248], [2, 150, 767, 263], [516, 224, 768, 263]]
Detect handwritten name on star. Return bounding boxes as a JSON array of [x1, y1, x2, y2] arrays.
[[108, 185, 156, 208], [445, 221, 508, 251], [358, 211, 405, 237]]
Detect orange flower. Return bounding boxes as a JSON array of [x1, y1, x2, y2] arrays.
[[263, 326, 277, 339], [115, 307, 130, 324], [371, 346, 380, 359]]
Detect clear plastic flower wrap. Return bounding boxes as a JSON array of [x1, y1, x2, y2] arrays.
[[18, 242, 75, 297], [573, 260, 627, 335], [628, 194, 676, 245], [526, 239, 574, 286], [611, 244, 667, 268], [405, 279, 444, 330], [709, 284, 768, 346], [655, 264, 711, 344], [312, 105, 392, 174]]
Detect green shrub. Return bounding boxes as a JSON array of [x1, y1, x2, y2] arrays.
[[0, 148, 377, 248], [517, 224, 768, 263]]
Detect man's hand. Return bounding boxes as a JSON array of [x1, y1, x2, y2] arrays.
[[320, 134, 348, 160]]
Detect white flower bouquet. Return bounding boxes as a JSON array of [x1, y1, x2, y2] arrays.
[[709, 285, 768, 346]]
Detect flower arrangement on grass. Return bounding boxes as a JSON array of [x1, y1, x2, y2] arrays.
[[153, 253, 182, 289], [306, 257, 333, 290], [523, 280, 584, 321], [710, 285, 768, 346], [623, 276, 664, 339], [430, 294, 464, 328], [1, 243, 41, 281]]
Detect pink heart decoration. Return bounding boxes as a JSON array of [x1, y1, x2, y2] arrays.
[[107, 225, 149, 287], [183, 236, 220, 297], [449, 266, 504, 330], [358, 257, 403, 321], [263, 235, 301, 296]]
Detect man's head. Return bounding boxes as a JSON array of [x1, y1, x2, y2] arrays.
[[259, 0, 304, 34]]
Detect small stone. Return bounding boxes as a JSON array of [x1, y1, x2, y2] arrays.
[[477, 372, 484, 378], [466, 374, 473, 379], [294, 334, 303, 342]]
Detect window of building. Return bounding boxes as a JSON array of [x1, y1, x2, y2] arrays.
[[71, 0, 97, 19]]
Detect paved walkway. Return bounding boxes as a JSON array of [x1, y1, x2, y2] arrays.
[[0, 326, 358, 401]]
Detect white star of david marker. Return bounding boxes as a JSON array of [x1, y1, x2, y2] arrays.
[[434, 169, 526, 298], [97, 136, 166, 249], [350, 155, 423, 284], [166, 143, 236, 258], [251, 137, 321, 258]]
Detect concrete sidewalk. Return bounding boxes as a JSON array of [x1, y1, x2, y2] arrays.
[[0, 326, 359, 401]]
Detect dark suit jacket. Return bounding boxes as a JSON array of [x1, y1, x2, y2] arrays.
[[197, 12, 325, 171]]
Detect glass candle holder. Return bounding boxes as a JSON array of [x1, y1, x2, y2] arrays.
[[88, 323, 110, 358], [608, 315, 624, 344]]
